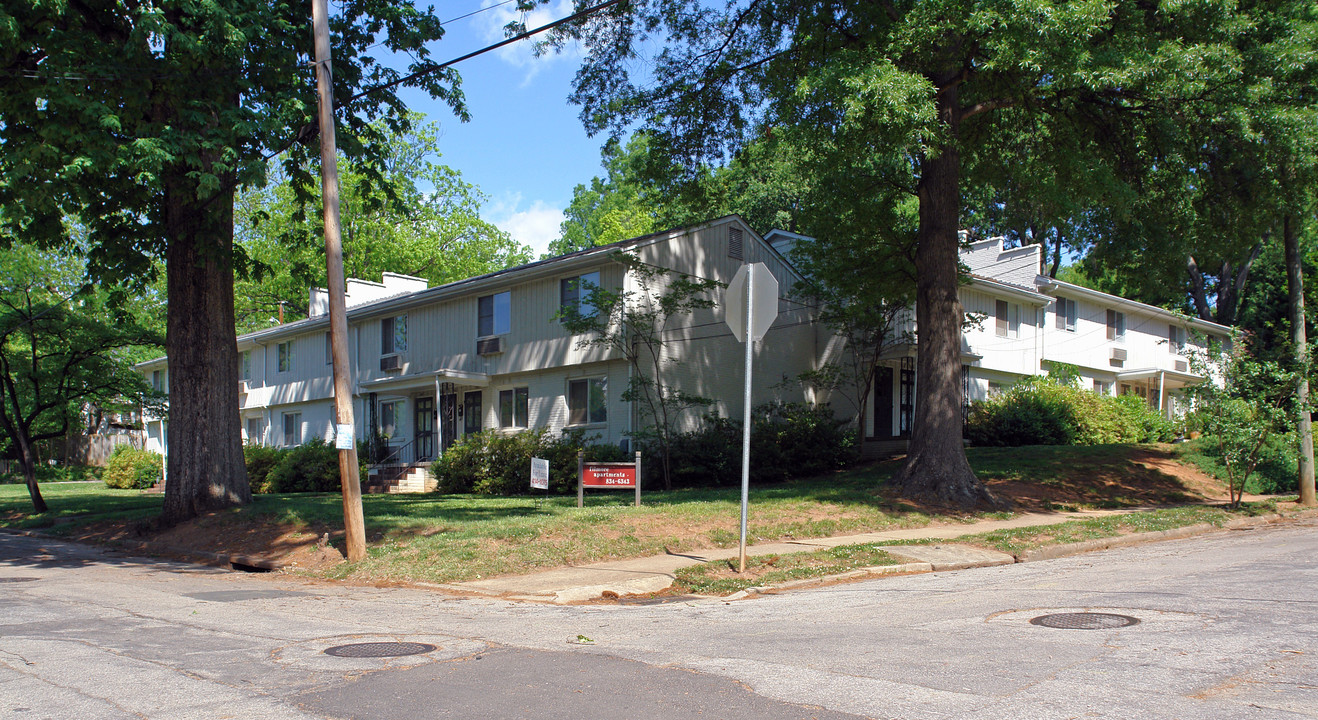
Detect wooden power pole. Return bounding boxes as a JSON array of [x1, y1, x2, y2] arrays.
[[311, 0, 368, 561]]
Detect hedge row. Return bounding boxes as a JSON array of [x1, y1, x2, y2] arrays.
[[245, 439, 367, 494], [965, 378, 1174, 447]]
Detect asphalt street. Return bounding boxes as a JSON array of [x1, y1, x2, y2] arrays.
[[1, 519, 1315, 719]]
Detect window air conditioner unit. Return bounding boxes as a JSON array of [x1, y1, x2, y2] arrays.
[[476, 337, 503, 356], [1175, 360, 1188, 373], [1110, 348, 1128, 362], [380, 354, 402, 372]]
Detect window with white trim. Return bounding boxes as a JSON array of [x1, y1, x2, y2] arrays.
[[240, 351, 252, 381], [560, 271, 601, 320], [1055, 297, 1077, 332], [994, 300, 1020, 339], [277, 341, 294, 373], [382, 315, 407, 354], [499, 387, 529, 429], [478, 292, 511, 337], [282, 412, 302, 446], [1107, 309, 1126, 341], [567, 378, 607, 425], [1168, 324, 1185, 354]]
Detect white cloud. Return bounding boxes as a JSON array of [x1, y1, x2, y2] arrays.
[[487, 194, 565, 258], [475, 0, 582, 85]]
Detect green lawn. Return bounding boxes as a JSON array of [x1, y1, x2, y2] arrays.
[[2, 444, 1291, 589]]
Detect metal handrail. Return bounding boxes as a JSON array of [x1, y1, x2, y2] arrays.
[[370, 432, 435, 468]]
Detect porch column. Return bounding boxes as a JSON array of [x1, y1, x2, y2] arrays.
[[1158, 371, 1166, 420]]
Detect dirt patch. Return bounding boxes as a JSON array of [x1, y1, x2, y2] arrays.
[[66, 513, 346, 572], [982, 444, 1231, 512]]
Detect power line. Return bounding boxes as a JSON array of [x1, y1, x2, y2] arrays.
[[346, 0, 623, 104]]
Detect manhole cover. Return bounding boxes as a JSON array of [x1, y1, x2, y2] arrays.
[[323, 642, 437, 658], [0, 577, 38, 583], [1030, 612, 1140, 630]]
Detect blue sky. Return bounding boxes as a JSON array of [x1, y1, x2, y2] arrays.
[[389, 0, 614, 257]]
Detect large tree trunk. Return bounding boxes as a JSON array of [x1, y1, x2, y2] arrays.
[[160, 176, 250, 525], [1284, 215, 1315, 506], [892, 80, 1002, 509]]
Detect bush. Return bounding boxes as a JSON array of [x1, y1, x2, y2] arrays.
[[432, 428, 628, 495], [966, 378, 1174, 447], [244, 444, 287, 494], [651, 402, 855, 488], [103, 446, 163, 489], [1177, 434, 1299, 495], [265, 439, 346, 494]]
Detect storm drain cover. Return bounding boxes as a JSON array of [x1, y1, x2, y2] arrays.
[[0, 577, 38, 583], [323, 642, 437, 658], [1030, 612, 1140, 630]]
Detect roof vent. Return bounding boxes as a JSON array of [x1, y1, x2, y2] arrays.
[[729, 227, 743, 260]]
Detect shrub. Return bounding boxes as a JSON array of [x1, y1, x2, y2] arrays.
[[265, 439, 343, 493], [432, 428, 627, 495], [966, 378, 1173, 447], [650, 402, 855, 488], [103, 446, 163, 489], [244, 444, 287, 494]]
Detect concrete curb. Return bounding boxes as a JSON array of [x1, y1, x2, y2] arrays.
[[1013, 513, 1287, 563]]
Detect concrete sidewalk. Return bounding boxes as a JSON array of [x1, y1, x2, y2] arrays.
[[439, 509, 1128, 604]]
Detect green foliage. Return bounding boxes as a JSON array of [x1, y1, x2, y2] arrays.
[[1176, 435, 1300, 496], [431, 429, 627, 496], [244, 444, 287, 495], [548, 135, 663, 258], [263, 440, 360, 494], [1184, 349, 1298, 506], [102, 446, 162, 490], [654, 402, 855, 488], [233, 118, 532, 332], [966, 378, 1173, 448]]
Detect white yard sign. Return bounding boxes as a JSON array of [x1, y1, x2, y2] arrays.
[[530, 457, 550, 490]]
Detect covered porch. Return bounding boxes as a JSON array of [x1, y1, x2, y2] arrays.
[[357, 369, 490, 493]]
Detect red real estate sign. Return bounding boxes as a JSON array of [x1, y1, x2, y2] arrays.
[[581, 463, 637, 488]]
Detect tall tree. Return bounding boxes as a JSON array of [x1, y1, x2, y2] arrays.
[[549, 135, 664, 257], [0, 2, 462, 523], [235, 120, 531, 332], [551, 0, 1253, 507], [0, 244, 162, 512]]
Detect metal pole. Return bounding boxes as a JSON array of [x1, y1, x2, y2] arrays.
[[634, 450, 641, 507], [577, 449, 584, 508], [311, 0, 366, 563], [738, 265, 754, 573]]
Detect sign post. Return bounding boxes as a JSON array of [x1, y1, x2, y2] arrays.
[[725, 263, 778, 573]]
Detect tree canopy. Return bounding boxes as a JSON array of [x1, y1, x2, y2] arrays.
[[0, 1, 465, 523], [235, 120, 532, 332], [549, 0, 1290, 506]]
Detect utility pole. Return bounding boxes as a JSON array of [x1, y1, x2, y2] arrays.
[[311, 0, 368, 561]]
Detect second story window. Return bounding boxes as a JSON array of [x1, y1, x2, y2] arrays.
[[478, 292, 511, 337], [1168, 324, 1185, 354], [1107, 309, 1126, 341], [277, 341, 294, 373], [382, 315, 407, 355], [240, 351, 252, 381], [151, 369, 167, 393], [994, 300, 1019, 339], [1055, 297, 1077, 332], [560, 271, 600, 320]]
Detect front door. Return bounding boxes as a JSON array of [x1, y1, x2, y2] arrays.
[[440, 394, 457, 451], [415, 396, 435, 461], [463, 391, 482, 436]]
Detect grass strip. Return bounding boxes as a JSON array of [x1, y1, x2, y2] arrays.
[[670, 544, 901, 595]]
